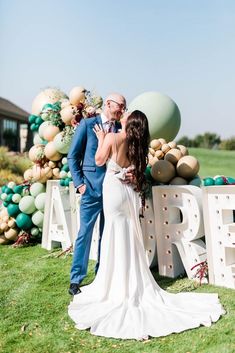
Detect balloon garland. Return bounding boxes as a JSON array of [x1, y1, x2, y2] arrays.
[[0, 87, 103, 245]]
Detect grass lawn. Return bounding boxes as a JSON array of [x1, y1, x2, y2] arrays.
[[0, 245, 234, 353], [189, 148, 235, 178]]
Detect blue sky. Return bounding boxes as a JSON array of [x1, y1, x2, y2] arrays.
[[0, 0, 235, 139]]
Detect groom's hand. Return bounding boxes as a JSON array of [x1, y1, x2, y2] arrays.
[[77, 184, 86, 194], [122, 169, 136, 185]]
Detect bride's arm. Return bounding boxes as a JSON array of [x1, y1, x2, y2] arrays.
[[94, 125, 113, 166]]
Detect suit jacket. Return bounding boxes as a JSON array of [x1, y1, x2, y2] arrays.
[[67, 115, 120, 198]]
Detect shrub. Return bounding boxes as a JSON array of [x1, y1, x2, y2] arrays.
[[0, 147, 32, 176], [0, 147, 11, 170], [0, 170, 23, 186], [220, 137, 235, 150], [9, 154, 33, 175]]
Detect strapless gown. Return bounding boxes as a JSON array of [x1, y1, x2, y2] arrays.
[[68, 159, 225, 339]]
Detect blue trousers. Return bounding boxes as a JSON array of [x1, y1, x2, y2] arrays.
[[70, 191, 104, 284]]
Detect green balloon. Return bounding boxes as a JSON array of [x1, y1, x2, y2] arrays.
[[60, 179, 65, 186], [214, 176, 225, 185], [1, 185, 7, 193], [33, 123, 39, 131], [33, 133, 47, 145], [32, 210, 44, 228], [64, 178, 70, 187], [61, 164, 69, 172], [203, 177, 215, 186], [31, 227, 40, 236], [30, 123, 37, 131], [16, 213, 33, 230], [19, 196, 36, 214], [28, 115, 37, 124], [35, 193, 46, 211], [53, 132, 72, 154], [35, 116, 43, 125], [13, 185, 24, 194], [42, 103, 54, 111], [30, 183, 46, 197], [4, 187, 12, 195], [6, 193, 13, 202], [189, 176, 202, 187], [227, 176, 235, 185], [128, 91, 181, 141], [145, 165, 154, 182], [7, 203, 20, 217]]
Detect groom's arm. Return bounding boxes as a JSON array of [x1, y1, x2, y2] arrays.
[[67, 119, 87, 189]]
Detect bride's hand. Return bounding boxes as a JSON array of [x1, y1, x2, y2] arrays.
[[93, 124, 106, 140]]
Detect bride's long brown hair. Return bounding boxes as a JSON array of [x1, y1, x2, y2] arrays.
[[125, 110, 150, 193]]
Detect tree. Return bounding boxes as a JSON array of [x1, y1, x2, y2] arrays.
[[176, 136, 192, 147], [201, 132, 221, 149]]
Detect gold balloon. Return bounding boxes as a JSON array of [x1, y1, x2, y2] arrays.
[[151, 160, 175, 183], [176, 156, 200, 179]]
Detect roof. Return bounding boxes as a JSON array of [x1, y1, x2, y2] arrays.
[[0, 97, 29, 123]]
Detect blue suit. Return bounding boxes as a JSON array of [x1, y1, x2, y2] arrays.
[[67, 115, 119, 284]]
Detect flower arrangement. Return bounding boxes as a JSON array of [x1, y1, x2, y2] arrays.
[[191, 260, 208, 285]]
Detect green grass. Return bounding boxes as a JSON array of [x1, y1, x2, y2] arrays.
[[189, 148, 235, 178], [0, 245, 234, 353]]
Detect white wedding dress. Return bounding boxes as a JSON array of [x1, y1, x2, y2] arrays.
[[68, 159, 225, 340]]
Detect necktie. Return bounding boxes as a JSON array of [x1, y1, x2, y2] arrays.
[[104, 121, 114, 132]]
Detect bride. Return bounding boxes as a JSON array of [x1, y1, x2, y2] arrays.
[[68, 110, 225, 340]]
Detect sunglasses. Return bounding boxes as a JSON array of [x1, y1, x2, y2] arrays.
[[108, 99, 127, 112]]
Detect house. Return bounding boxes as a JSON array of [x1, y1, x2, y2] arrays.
[[0, 97, 33, 152]]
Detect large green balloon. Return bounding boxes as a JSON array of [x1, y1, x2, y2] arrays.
[[35, 193, 46, 211], [16, 213, 33, 230], [19, 196, 36, 214], [128, 91, 181, 141], [30, 183, 46, 197], [53, 132, 72, 154]]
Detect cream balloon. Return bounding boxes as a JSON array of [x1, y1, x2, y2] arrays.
[[31, 165, 45, 182], [150, 139, 162, 150], [69, 86, 86, 105], [38, 121, 51, 138], [8, 218, 16, 228], [61, 98, 71, 109], [0, 235, 10, 245], [28, 145, 45, 163], [31, 88, 67, 115], [177, 145, 189, 156], [24, 168, 33, 181], [43, 125, 60, 141], [5, 228, 19, 241], [44, 141, 63, 161]]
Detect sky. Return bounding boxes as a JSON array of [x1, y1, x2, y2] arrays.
[[0, 0, 235, 139]]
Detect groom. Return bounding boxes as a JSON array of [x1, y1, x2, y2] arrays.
[[67, 93, 127, 295]]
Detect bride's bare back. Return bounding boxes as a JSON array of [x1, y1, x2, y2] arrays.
[[109, 132, 130, 168]]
